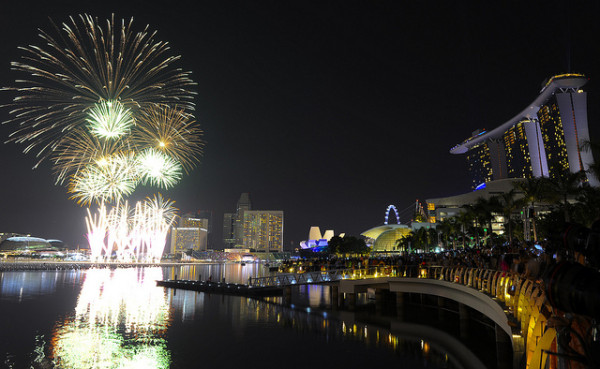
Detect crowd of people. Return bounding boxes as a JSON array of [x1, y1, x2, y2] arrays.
[[279, 242, 562, 281]]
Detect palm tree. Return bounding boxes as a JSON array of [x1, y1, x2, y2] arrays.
[[437, 218, 459, 249], [571, 186, 600, 227], [515, 178, 548, 242], [581, 139, 600, 183], [413, 227, 429, 252], [396, 233, 414, 252], [427, 227, 438, 251], [475, 196, 502, 245], [546, 171, 587, 222], [454, 211, 473, 248], [495, 189, 521, 246]]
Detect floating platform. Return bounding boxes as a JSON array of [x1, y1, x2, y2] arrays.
[[156, 279, 283, 297]]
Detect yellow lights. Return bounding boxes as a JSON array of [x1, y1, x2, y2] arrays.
[[419, 268, 428, 278], [50, 268, 171, 368], [158, 141, 166, 147], [96, 157, 109, 166]]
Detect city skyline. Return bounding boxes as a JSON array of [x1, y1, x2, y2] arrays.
[[1, 1, 599, 250]]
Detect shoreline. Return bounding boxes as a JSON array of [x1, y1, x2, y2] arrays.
[[0, 260, 225, 271]]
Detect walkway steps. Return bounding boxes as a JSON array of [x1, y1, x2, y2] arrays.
[[156, 279, 284, 297]]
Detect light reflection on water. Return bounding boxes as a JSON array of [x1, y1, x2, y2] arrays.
[[0, 270, 82, 301], [0, 264, 470, 369], [50, 268, 171, 369]]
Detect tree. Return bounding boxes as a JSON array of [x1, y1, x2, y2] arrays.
[[472, 196, 502, 246], [546, 171, 587, 223], [454, 211, 473, 248], [571, 186, 600, 227], [495, 189, 522, 246], [581, 139, 600, 183], [515, 178, 548, 242], [325, 235, 369, 255], [396, 233, 414, 252]]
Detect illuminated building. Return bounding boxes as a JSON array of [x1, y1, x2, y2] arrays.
[[242, 210, 284, 253], [222, 193, 252, 248], [299, 226, 345, 250], [464, 131, 494, 189], [0, 236, 64, 256], [223, 193, 284, 252], [170, 215, 209, 254], [235, 193, 252, 246], [425, 178, 525, 235], [503, 120, 533, 179], [361, 224, 411, 252], [451, 74, 597, 188], [223, 213, 236, 248]]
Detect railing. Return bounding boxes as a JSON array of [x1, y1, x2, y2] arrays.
[[249, 266, 395, 287], [249, 265, 449, 287], [254, 263, 581, 369]]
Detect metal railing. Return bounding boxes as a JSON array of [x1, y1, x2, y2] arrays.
[[248, 265, 437, 287]]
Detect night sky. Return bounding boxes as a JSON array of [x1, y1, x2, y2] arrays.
[[1, 1, 599, 250]]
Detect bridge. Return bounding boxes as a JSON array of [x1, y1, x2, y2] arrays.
[[158, 264, 576, 369]]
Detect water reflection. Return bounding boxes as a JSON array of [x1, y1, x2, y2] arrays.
[[164, 262, 272, 284], [50, 268, 171, 369], [0, 270, 81, 301]]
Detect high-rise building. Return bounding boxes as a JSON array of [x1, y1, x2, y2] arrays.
[[234, 193, 252, 246], [451, 74, 597, 188], [464, 131, 493, 189], [223, 212, 236, 249], [503, 120, 533, 179], [242, 210, 284, 252], [223, 193, 284, 252], [170, 214, 209, 254]]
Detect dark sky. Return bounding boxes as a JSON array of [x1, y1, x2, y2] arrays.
[[1, 1, 599, 250]]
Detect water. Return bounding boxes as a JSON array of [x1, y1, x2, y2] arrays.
[[0, 264, 486, 368]]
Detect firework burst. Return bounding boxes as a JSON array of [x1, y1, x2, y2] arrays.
[[87, 100, 134, 139], [135, 148, 182, 189], [4, 13, 196, 165], [69, 152, 139, 205], [133, 104, 203, 172]]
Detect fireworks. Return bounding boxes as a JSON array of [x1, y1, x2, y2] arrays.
[[86, 100, 134, 139], [133, 104, 203, 173], [86, 195, 177, 262], [5, 14, 196, 161], [3, 14, 202, 204], [136, 148, 183, 189], [3, 15, 204, 261]]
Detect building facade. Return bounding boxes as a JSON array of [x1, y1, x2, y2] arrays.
[[222, 193, 284, 252], [241, 210, 284, 252], [170, 215, 209, 254], [452, 74, 597, 188]]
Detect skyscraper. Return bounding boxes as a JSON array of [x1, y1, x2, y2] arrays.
[[242, 210, 284, 252], [451, 74, 597, 188], [223, 193, 284, 252], [222, 212, 236, 249], [170, 214, 209, 254], [234, 193, 252, 246]]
